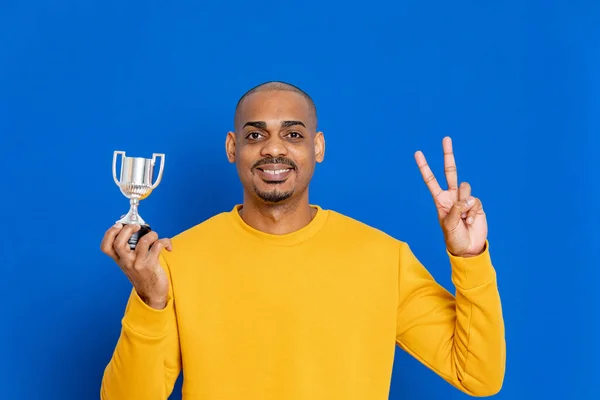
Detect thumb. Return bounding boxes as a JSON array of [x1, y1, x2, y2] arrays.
[[444, 196, 475, 232]]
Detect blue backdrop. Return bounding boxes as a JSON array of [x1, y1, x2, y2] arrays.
[[1, 0, 598, 399]]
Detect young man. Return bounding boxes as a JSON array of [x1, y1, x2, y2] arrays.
[[100, 82, 505, 400]]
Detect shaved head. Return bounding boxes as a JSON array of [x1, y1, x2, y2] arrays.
[[234, 81, 317, 130]]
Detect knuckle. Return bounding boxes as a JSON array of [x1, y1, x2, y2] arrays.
[[132, 261, 147, 272], [142, 231, 159, 242]]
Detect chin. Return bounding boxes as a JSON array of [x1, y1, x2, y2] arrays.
[[254, 187, 295, 204], [259, 194, 294, 204], [251, 181, 295, 203]]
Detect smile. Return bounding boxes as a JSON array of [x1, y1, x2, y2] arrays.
[[255, 167, 294, 182], [262, 169, 290, 175]]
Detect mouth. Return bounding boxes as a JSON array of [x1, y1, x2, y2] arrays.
[[255, 164, 295, 182]]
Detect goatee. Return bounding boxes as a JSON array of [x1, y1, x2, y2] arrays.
[[253, 185, 294, 203]]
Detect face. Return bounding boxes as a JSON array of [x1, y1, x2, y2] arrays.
[[226, 90, 325, 205]]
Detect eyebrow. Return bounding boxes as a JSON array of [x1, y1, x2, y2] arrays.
[[243, 120, 306, 129], [281, 120, 305, 128]]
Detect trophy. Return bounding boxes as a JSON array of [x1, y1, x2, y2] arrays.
[[112, 150, 165, 249]]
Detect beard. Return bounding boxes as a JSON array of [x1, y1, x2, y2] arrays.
[[253, 183, 294, 203]]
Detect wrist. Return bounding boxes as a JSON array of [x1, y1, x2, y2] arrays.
[[147, 299, 168, 310], [447, 241, 487, 258], [137, 291, 168, 310]]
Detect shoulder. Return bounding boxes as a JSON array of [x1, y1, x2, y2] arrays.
[[159, 209, 236, 270], [323, 208, 406, 248]]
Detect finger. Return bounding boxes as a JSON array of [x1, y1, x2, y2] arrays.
[[415, 150, 443, 198], [100, 223, 124, 261], [458, 182, 471, 201], [113, 224, 140, 259], [443, 137, 458, 191], [135, 230, 159, 260], [458, 182, 471, 219], [445, 196, 476, 230], [148, 238, 173, 261], [466, 198, 483, 225]]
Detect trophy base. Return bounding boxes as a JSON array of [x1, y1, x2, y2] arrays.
[[126, 224, 151, 250]]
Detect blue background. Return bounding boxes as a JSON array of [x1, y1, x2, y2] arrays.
[[1, 0, 598, 398]]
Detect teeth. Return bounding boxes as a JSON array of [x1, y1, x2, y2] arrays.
[[263, 169, 289, 175]]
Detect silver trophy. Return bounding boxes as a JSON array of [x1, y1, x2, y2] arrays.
[[112, 150, 165, 249]]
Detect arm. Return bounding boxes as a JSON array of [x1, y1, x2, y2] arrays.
[[100, 253, 182, 400], [395, 240, 505, 396]]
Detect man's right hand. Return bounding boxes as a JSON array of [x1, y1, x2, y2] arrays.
[[100, 223, 172, 309]]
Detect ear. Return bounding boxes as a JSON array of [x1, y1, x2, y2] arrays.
[[314, 131, 325, 163], [225, 131, 236, 163]]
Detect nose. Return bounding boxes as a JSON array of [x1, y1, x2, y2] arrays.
[[260, 135, 288, 158]]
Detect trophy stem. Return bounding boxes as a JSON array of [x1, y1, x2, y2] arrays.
[[129, 198, 141, 223], [116, 197, 148, 227]]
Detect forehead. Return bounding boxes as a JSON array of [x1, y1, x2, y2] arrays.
[[237, 90, 313, 128]]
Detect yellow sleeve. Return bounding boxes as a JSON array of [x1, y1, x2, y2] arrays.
[[395, 241, 506, 396], [100, 253, 182, 400]]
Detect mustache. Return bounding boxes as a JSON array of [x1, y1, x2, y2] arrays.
[[251, 157, 297, 170]]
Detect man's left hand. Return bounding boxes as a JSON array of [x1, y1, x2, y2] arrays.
[[415, 136, 487, 257]]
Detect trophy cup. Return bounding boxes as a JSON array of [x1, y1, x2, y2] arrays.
[[112, 150, 165, 249]]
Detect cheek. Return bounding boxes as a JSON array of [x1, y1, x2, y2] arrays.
[[237, 148, 257, 169], [294, 158, 314, 180]]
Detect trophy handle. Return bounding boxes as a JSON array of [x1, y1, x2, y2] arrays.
[[113, 151, 126, 186], [151, 153, 165, 189]]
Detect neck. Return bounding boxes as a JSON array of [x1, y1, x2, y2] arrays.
[[239, 191, 316, 235]]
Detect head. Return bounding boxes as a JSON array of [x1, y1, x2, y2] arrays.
[[226, 81, 325, 205]]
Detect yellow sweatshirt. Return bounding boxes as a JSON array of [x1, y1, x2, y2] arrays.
[[101, 205, 505, 400]]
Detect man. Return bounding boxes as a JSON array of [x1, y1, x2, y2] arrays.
[[100, 81, 505, 400]]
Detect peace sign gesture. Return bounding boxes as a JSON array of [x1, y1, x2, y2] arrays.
[[415, 137, 487, 257]]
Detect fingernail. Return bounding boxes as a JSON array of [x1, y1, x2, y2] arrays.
[[113, 223, 122, 229], [467, 217, 473, 224], [467, 197, 474, 205]]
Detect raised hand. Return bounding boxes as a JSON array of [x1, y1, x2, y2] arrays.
[[100, 223, 173, 309], [415, 137, 487, 257]]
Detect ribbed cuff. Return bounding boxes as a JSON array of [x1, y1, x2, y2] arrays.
[[122, 290, 173, 339], [448, 240, 496, 290]]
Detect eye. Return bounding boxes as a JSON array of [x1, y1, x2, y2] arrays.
[[246, 132, 263, 140], [287, 131, 303, 139]]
